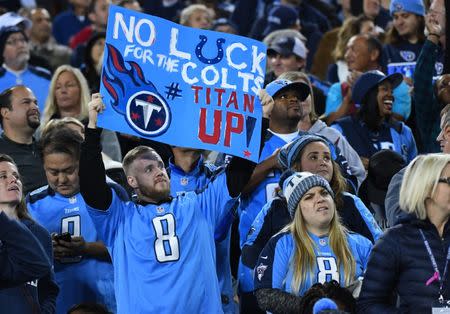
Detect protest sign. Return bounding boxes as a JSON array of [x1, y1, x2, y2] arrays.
[[99, 5, 266, 161]]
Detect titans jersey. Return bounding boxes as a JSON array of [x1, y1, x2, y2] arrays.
[[27, 187, 116, 314], [239, 132, 292, 247], [86, 169, 234, 313], [168, 157, 237, 314], [254, 231, 372, 296]]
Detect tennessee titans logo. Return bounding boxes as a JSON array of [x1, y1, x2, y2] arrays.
[[436, 62, 444, 75], [102, 44, 172, 137], [399, 50, 415, 62], [126, 91, 171, 136]]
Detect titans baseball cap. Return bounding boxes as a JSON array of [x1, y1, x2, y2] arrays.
[[352, 70, 403, 104], [267, 36, 307, 59], [0, 12, 31, 29], [265, 79, 310, 101]]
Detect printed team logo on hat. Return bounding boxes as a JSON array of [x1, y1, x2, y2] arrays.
[[393, 3, 404, 11], [436, 62, 444, 76], [399, 50, 415, 62]]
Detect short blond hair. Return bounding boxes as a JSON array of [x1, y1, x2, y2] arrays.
[[399, 154, 450, 220], [179, 4, 214, 26]]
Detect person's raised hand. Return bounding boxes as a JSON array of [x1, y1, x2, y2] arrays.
[[88, 93, 105, 129], [258, 89, 274, 118]]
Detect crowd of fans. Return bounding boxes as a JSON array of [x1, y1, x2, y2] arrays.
[[0, 0, 449, 313]]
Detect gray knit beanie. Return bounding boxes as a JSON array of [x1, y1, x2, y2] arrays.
[[278, 134, 329, 170], [280, 170, 335, 218]]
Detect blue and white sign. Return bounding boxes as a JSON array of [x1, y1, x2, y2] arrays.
[[99, 5, 266, 161]]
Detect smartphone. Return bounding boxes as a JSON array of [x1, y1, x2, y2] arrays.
[[54, 232, 72, 242]]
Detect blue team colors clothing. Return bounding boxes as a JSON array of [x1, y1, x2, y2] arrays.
[[0, 66, 51, 113], [86, 170, 234, 313], [168, 157, 237, 314], [27, 187, 116, 314], [332, 117, 417, 162], [325, 80, 412, 120], [0, 218, 59, 314], [239, 132, 290, 247], [240, 193, 381, 293], [254, 231, 372, 296]]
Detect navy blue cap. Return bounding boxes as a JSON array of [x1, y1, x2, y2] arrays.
[[352, 70, 403, 104], [265, 79, 310, 101]]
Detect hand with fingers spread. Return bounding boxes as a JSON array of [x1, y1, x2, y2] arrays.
[[88, 93, 106, 129]]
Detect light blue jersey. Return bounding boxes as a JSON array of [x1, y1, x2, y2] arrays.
[[239, 132, 290, 247], [168, 157, 237, 314], [254, 231, 372, 296], [86, 170, 234, 313], [27, 187, 116, 314]]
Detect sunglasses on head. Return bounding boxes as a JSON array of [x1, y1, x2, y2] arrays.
[[438, 177, 450, 185]]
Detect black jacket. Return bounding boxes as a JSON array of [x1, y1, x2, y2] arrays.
[[358, 215, 450, 313]]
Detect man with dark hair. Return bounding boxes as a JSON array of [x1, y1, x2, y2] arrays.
[[0, 26, 51, 113], [69, 0, 111, 49], [27, 127, 118, 314], [325, 34, 411, 125], [28, 7, 73, 71], [0, 85, 47, 193]]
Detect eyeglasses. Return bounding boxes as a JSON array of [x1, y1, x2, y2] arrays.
[[438, 177, 450, 185], [5, 37, 27, 46]]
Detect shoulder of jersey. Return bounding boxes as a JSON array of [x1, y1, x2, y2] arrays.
[[27, 185, 52, 203], [28, 65, 52, 80], [108, 181, 131, 201]]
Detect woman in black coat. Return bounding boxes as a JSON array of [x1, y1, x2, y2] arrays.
[[358, 153, 450, 313]]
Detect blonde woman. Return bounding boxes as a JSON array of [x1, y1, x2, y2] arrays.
[[179, 4, 214, 29], [358, 154, 450, 313], [254, 170, 372, 313], [42, 65, 122, 161]]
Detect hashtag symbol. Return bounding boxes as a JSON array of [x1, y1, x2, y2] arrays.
[[165, 82, 182, 100]]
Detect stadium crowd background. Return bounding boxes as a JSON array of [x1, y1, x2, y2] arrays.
[[0, 0, 450, 313]]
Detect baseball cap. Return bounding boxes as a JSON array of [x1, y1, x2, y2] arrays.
[[267, 36, 307, 59], [352, 70, 403, 104], [0, 12, 32, 29], [265, 79, 310, 101], [390, 0, 425, 17], [262, 4, 299, 37]]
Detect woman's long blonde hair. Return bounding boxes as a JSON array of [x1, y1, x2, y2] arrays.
[[284, 198, 355, 294], [42, 65, 90, 126]]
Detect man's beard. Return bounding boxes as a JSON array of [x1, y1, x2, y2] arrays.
[[27, 116, 40, 129]]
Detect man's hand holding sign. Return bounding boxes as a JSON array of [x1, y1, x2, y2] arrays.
[[79, 5, 270, 313], [98, 5, 266, 161]]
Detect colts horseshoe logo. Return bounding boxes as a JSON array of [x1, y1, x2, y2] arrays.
[[195, 35, 226, 65]]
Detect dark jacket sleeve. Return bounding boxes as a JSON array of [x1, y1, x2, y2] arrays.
[[79, 127, 112, 210], [413, 39, 442, 152], [31, 222, 59, 314], [225, 118, 269, 197], [0, 213, 51, 288], [357, 229, 401, 313]]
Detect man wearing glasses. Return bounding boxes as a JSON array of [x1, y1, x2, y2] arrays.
[[0, 26, 50, 113]]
